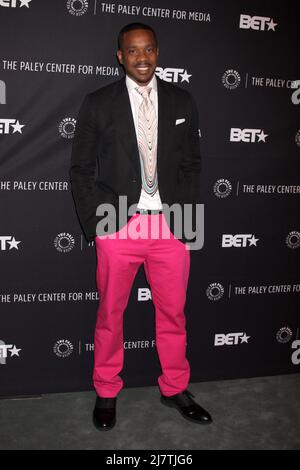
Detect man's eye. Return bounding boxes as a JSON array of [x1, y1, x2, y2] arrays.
[[128, 49, 137, 55]]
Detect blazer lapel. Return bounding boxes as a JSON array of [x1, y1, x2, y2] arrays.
[[111, 77, 141, 175], [157, 77, 174, 170]]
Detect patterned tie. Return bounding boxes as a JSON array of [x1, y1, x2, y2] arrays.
[[136, 86, 158, 196]]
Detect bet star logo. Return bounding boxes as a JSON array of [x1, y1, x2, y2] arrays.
[[156, 67, 192, 84], [180, 70, 192, 83], [20, 0, 31, 6], [222, 234, 259, 248], [0, 343, 22, 365], [240, 334, 251, 343], [0, 236, 21, 251], [214, 332, 251, 346], [239, 14, 277, 31], [0, 119, 25, 134], [230, 128, 268, 143], [0, 0, 32, 7]]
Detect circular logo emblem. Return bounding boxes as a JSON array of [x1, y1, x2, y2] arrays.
[[213, 179, 232, 198], [222, 70, 241, 90], [295, 130, 300, 147], [54, 339, 74, 358], [59, 118, 76, 139], [54, 233, 75, 253], [67, 0, 88, 16], [276, 327, 293, 344], [206, 283, 225, 301], [286, 231, 300, 249]]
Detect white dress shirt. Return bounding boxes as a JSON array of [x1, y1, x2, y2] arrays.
[[126, 74, 163, 210]]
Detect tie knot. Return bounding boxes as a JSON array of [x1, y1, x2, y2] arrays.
[[136, 86, 151, 99]]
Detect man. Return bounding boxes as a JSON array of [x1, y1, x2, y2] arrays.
[[70, 23, 212, 430]]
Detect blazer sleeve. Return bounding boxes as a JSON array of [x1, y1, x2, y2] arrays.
[[178, 92, 202, 205], [69, 93, 98, 242]]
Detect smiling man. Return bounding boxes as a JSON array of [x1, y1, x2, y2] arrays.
[[70, 23, 211, 431], [117, 24, 158, 85]]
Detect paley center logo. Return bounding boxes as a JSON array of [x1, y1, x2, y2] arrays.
[[230, 128, 268, 143], [0, 236, 21, 251], [0, 119, 25, 134], [53, 339, 74, 358], [156, 67, 192, 84], [239, 14, 277, 31], [59, 117, 76, 139], [286, 231, 300, 249], [222, 234, 259, 247], [213, 179, 232, 198], [276, 327, 293, 344], [0, 340, 21, 365], [54, 233, 75, 253], [67, 0, 88, 16], [206, 283, 225, 301], [0, 0, 32, 8], [214, 332, 250, 346], [222, 70, 241, 90]]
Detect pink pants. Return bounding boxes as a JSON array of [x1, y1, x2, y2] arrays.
[[93, 212, 190, 397]]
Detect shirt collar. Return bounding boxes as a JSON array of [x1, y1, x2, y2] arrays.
[[126, 73, 157, 94]]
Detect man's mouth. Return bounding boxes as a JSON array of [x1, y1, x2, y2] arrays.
[[136, 65, 151, 72]]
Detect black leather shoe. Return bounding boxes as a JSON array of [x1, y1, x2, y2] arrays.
[[93, 396, 117, 431], [160, 389, 212, 424]]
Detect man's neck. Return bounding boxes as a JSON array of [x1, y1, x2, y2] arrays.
[[126, 73, 157, 90]]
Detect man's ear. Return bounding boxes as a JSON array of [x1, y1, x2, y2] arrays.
[[116, 50, 123, 65]]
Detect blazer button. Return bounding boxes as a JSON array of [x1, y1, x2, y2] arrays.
[[132, 177, 136, 183]]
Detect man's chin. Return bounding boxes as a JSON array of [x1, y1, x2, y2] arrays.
[[129, 72, 155, 85]]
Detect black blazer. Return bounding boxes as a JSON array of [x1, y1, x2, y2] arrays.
[[70, 76, 201, 243]]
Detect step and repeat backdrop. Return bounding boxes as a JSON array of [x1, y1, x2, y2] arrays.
[[0, 0, 299, 396]]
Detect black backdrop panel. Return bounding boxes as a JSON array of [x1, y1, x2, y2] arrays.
[[0, 0, 299, 396]]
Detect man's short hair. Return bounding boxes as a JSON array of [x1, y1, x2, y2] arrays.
[[118, 23, 158, 50]]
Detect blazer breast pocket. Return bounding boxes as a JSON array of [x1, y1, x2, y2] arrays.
[[174, 118, 187, 135], [175, 118, 186, 126], [173, 118, 187, 141]]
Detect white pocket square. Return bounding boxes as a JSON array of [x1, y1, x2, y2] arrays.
[[175, 118, 185, 125]]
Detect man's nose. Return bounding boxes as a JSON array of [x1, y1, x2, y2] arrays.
[[136, 50, 147, 61]]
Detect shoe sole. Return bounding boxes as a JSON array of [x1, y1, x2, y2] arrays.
[[160, 397, 212, 425], [92, 416, 116, 431]]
